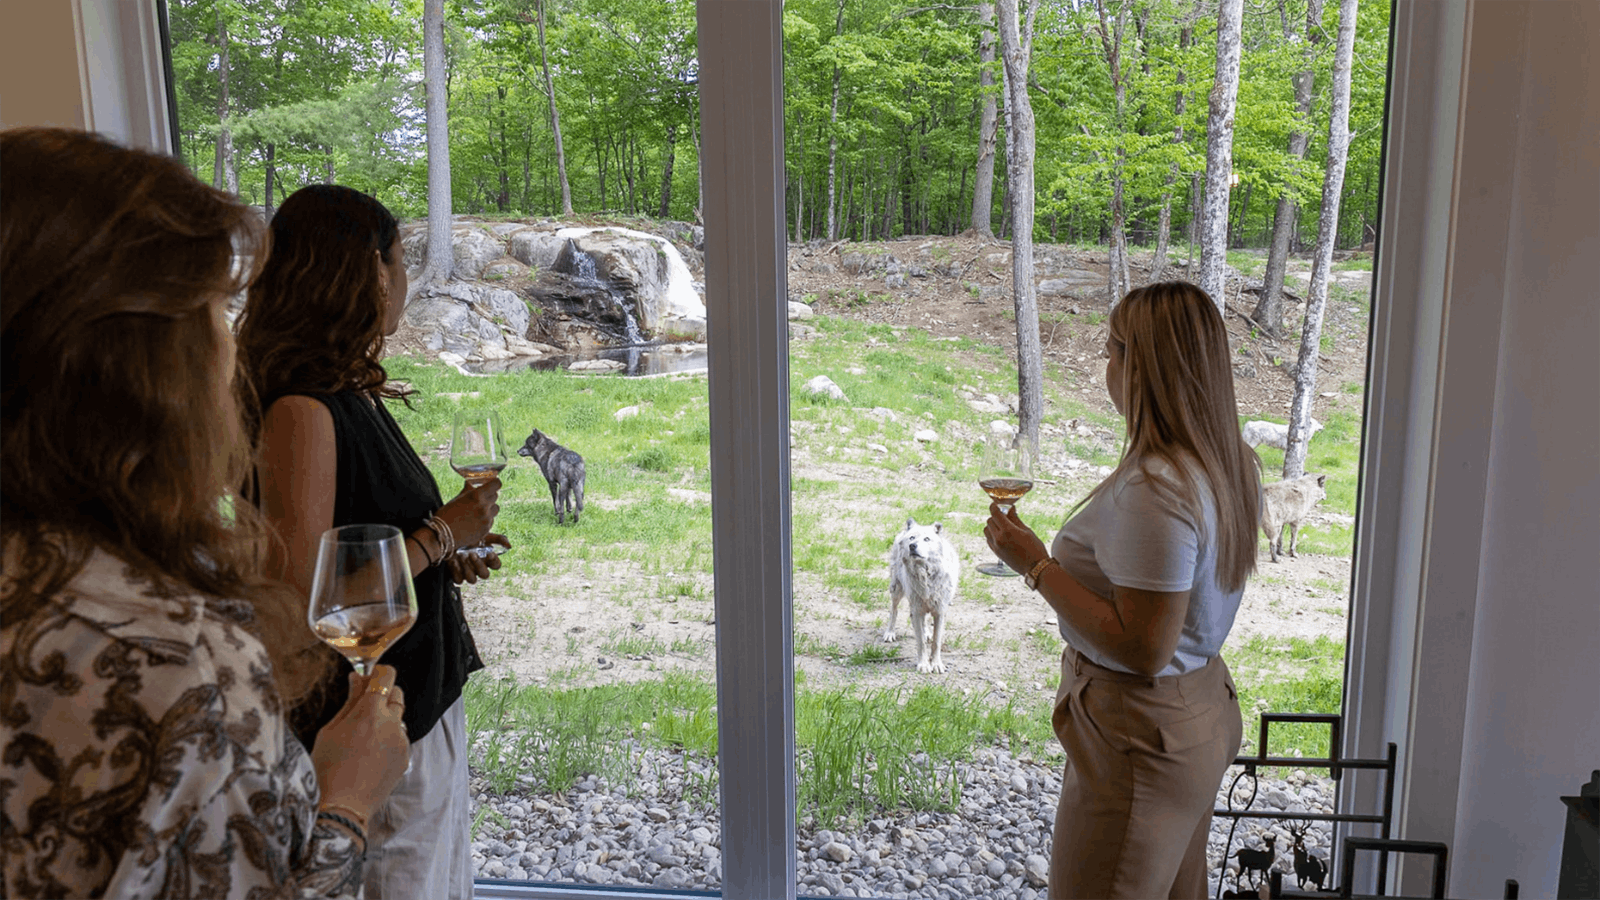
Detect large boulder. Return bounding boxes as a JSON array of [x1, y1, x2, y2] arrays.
[[405, 282, 531, 361], [508, 229, 568, 270], [401, 225, 508, 280]]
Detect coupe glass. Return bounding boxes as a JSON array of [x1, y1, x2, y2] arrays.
[[977, 431, 1036, 577], [307, 524, 418, 676], [450, 411, 510, 558]]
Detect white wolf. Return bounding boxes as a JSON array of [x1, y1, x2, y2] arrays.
[[1243, 417, 1323, 450], [1262, 473, 1328, 562], [882, 519, 961, 674]]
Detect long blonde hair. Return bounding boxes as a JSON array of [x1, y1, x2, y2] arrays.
[[0, 127, 332, 705], [1081, 281, 1262, 591]]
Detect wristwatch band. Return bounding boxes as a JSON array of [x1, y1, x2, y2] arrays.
[[1024, 556, 1058, 591]]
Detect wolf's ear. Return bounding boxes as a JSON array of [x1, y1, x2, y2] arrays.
[[933, 522, 943, 534], [1316, 474, 1327, 487], [905, 518, 915, 531]]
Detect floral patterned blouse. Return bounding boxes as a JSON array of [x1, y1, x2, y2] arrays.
[[1, 543, 365, 899]]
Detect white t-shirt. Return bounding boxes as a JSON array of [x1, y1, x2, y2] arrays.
[[1051, 458, 1242, 677]]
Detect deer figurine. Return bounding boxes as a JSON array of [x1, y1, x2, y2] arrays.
[[1232, 835, 1277, 890], [1287, 821, 1329, 891]]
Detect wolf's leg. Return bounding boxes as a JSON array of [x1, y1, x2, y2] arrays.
[[556, 482, 570, 525], [882, 580, 902, 642], [1286, 521, 1300, 558], [573, 477, 584, 524], [912, 605, 932, 673], [927, 608, 946, 674], [548, 477, 560, 522], [1269, 525, 1281, 563]]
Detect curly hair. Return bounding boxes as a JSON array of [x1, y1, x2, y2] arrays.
[[0, 127, 332, 705], [234, 184, 409, 428]]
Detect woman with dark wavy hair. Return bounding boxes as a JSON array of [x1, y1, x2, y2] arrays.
[[1, 127, 410, 898], [236, 184, 504, 900], [985, 281, 1261, 898]]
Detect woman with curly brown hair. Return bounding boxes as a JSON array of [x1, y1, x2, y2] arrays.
[[236, 184, 504, 900], [985, 281, 1260, 898], [1, 127, 410, 898]]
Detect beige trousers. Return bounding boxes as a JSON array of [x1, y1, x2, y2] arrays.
[[363, 697, 473, 900], [1048, 647, 1243, 899]]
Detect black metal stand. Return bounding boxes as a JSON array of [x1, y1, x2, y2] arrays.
[[1213, 713, 1399, 899], [1557, 770, 1599, 899]]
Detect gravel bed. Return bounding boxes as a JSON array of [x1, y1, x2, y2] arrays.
[[469, 745, 1337, 897]]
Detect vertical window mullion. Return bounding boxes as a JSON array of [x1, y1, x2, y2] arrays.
[[699, 2, 797, 899]]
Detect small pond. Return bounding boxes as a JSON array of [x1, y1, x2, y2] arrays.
[[463, 343, 708, 377]]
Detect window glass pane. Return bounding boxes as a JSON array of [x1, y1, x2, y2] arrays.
[[781, 0, 1390, 896], [169, 0, 721, 891]]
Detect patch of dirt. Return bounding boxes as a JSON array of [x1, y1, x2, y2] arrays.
[[454, 236, 1370, 702]]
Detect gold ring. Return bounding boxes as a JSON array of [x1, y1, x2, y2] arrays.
[[367, 683, 391, 696]]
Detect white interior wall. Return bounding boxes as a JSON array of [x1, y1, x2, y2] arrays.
[[1452, 2, 1600, 895]]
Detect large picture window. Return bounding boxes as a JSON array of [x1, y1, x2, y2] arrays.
[[156, 0, 1406, 896]]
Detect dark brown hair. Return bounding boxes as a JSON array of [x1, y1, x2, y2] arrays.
[[0, 127, 331, 703], [1088, 281, 1263, 591], [235, 183, 407, 424]]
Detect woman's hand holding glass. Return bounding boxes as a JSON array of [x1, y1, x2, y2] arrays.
[[983, 502, 1050, 576], [310, 665, 411, 826]]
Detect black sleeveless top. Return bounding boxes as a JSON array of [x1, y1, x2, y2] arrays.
[[286, 390, 483, 747]]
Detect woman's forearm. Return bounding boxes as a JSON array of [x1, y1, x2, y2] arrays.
[[1034, 562, 1136, 665]]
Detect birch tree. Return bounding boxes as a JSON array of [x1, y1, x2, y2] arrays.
[[1255, 0, 1326, 337], [535, 0, 573, 217], [969, 1, 999, 238], [212, 10, 238, 195], [1197, 0, 1242, 312], [418, 0, 454, 293], [996, 0, 1043, 451], [825, 0, 846, 240], [1284, 0, 1358, 479], [1091, 0, 1131, 306]]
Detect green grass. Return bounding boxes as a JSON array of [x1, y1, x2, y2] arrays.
[[393, 309, 1367, 820], [1226, 635, 1346, 766], [465, 673, 1057, 827], [1332, 257, 1373, 272]]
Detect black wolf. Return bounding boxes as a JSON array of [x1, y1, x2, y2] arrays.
[[518, 428, 586, 524]]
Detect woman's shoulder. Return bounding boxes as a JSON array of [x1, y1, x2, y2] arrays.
[[3, 546, 275, 696]]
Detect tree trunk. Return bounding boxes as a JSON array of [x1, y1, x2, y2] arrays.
[[997, 0, 1043, 452], [536, 0, 572, 217], [1198, 0, 1243, 313], [418, 0, 454, 295], [970, 1, 999, 237], [660, 123, 677, 218], [263, 142, 276, 219], [212, 15, 237, 195], [1284, 0, 1358, 480], [1094, 0, 1131, 306], [825, 0, 845, 241], [1255, 0, 1321, 338], [1152, 12, 1195, 281]]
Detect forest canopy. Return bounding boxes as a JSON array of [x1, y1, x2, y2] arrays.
[[170, 0, 1390, 251]]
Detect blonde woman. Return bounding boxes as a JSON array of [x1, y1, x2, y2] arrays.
[[984, 281, 1261, 899]]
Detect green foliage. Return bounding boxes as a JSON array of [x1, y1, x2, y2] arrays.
[[170, 0, 1390, 250]]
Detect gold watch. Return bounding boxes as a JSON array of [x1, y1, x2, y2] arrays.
[[1025, 557, 1058, 591]]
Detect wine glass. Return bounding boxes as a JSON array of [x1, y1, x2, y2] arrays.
[[450, 411, 510, 559], [307, 524, 418, 677], [977, 430, 1036, 577]]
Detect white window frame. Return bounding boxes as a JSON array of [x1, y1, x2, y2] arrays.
[[67, 0, 1519, 896]]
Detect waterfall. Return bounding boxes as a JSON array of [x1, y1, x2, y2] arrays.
[[560, 238, 642, 345]]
